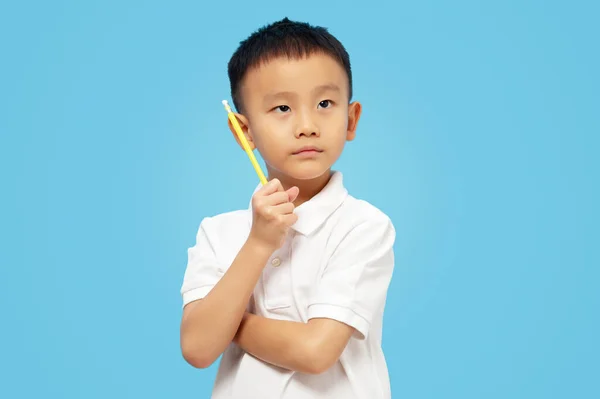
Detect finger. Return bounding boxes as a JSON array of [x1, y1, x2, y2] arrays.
[[286, 186, 299, 203], [281, 213, 298, 226], [263, 191, 290, 206], [259, 178, 283, 196], [271, 202, 295, 215]]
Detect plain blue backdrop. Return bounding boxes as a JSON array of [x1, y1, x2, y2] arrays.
[[1, 0, 598, 398]]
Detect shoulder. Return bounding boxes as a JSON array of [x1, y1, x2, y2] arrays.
[[338, 195, 395, 234], [321, 194, 396, 258], [197, 209, 251, 240], [192, 209, 251, 265], [324, 195, 396, 274], [201, 208, 249, 226]]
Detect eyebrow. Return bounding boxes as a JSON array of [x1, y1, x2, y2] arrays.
[[264, 91, 295, 104], [312, 84, 341, 95], [263, 84, 342, 105]]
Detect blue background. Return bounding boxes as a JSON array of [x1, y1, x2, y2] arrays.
[[1, 0, 598, 398]]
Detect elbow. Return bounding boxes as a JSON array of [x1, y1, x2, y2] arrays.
[[180, 336, 219, 369], [181, 345, 218, 369], [303, 355, 336, 375], [303, 362, 332, 375], [300, 342, 339, 375], [179, 301, 223, 369]]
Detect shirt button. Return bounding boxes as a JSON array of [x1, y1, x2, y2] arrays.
[[271, 257, 281, 267]]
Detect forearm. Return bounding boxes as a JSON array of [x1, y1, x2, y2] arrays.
[[180, 238, 272, 368], [234, 313, 316, 373]]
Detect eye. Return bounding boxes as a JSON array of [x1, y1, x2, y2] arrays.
[[318, 100, 332, 109], [274, 105, 290, 113]]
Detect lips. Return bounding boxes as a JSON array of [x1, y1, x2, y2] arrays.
[[293, 146, 323, 155]]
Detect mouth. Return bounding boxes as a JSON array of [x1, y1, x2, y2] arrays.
[[293, 146, 323, 155]]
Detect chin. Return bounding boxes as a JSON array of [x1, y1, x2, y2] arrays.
[[284, 164, 332, 181]]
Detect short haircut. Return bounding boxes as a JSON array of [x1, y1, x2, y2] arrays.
[[227, 17, 352, 113]]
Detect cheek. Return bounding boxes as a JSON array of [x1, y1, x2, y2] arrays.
[[326, 113, 349, 139], [250, 121, 286, 154]]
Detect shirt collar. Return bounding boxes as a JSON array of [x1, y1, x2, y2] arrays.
[[247, 171, 348, 236]]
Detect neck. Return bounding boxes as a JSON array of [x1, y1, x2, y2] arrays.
[[267, 169, 332, 207]]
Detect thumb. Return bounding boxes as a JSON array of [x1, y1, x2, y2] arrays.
[[286, 186, 300, 203]]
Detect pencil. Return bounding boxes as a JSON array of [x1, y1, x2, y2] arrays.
[[222, 100, 268, 185]]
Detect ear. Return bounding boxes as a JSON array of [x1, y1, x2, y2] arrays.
[[346, 101, 362, 142], [227, 112, 255, 151]]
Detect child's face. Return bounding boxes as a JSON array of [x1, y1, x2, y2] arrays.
[[234, 53, 361, 181]]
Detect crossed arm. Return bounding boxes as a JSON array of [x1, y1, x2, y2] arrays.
[[179, 233, 357, 374], [233, 313, 355, 374]]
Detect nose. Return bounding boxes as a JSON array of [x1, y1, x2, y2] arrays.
[[294, 109, 320, 138]]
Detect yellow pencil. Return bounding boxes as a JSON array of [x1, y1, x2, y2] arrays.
[[222, 100, 268, 185]]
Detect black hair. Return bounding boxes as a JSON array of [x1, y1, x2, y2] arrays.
[[227, 17, 352, 113]]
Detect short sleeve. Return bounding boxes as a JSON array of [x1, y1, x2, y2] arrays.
[[307, 216, 396, 340], [180, 218, 224, 308]]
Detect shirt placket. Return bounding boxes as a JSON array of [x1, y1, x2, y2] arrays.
[[260, 232, 295, 311]]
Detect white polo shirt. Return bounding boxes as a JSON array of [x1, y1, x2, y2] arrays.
[[181, 171, 396, 399]]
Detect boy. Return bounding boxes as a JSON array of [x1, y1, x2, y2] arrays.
[[180, 18, 396, 399]]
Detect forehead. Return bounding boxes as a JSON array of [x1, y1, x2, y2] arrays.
[[240, 53, 349, 102]]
